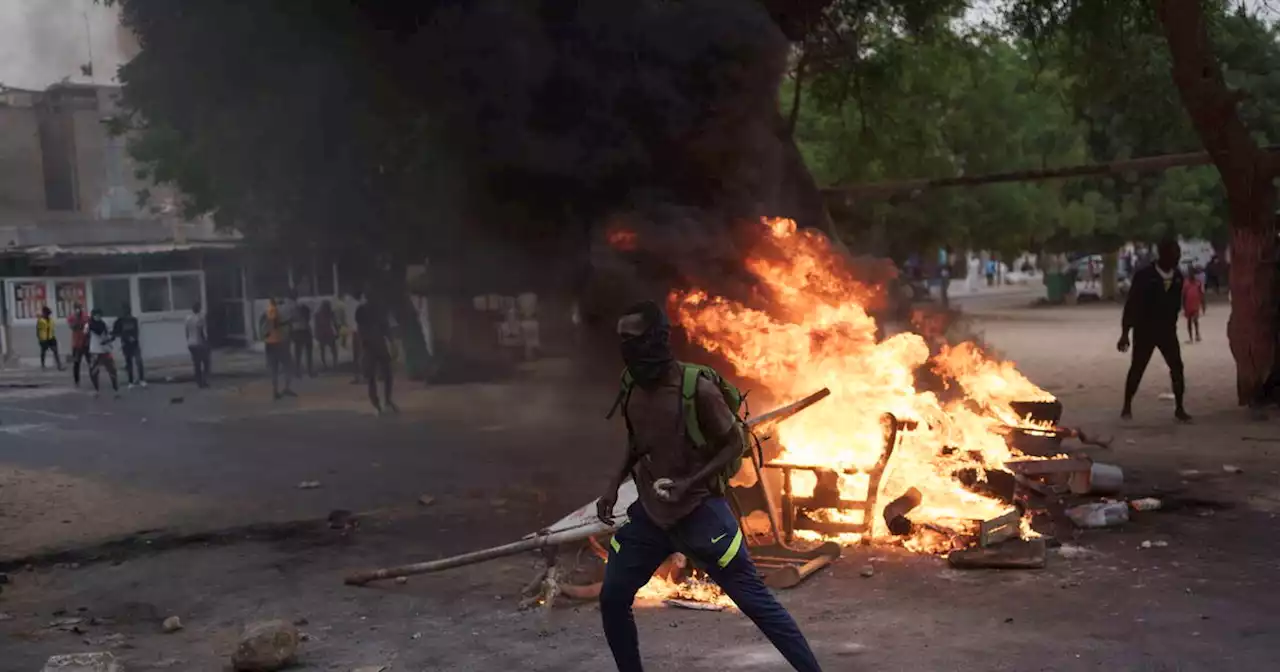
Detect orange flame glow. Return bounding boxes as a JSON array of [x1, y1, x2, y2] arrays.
[[607, 225, 639, 252], [671, 218, 1054, 552]]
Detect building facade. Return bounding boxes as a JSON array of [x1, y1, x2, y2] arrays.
[[0, 82, 243, 364]]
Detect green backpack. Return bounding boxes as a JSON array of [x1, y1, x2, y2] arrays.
[[606, 362, 754, 494]]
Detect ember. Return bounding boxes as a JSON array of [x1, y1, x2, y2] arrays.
[[671, 217, 1056, 552]]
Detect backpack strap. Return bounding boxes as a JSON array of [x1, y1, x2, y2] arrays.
[[680, 363, 708, 448], [605, 369, 634, 420]]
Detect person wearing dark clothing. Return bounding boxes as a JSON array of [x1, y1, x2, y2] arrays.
[[112, 304, 146, 388], [596, 301, 822, 672], [314, 300, 339, 370], [1118, 239, 1190, 422], [290, 298, 315, 378], [36, 306, 63, 370], [355, 298, 397, 414]]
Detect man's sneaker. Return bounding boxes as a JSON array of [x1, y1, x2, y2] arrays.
[[1175, 408, 1192, 423], [128, 383, 136, 389], [387, 401, 400, 414], [140, 380, 148, 388], [283, 389, 298, 398]]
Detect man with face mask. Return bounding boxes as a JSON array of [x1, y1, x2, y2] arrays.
[[1118, 237, 1190, 422], [596, 301, 822, 672]]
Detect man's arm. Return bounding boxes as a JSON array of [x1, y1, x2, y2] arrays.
[[598, 437, 638, 525]]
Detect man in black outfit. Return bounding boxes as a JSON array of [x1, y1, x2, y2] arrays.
[[355, 294, 397, 415], [1118, 238, 1191, 422]]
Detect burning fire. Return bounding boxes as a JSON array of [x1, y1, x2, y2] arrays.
[[669, 218, 1053, 552]]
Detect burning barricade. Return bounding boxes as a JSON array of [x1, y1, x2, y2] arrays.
[[345, 216, 1143, 607]]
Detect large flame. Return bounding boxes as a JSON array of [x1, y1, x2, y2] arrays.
[[669, 218, 1053, 551]]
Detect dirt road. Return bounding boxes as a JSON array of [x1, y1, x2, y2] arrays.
[[3, 298, 1279, 671]]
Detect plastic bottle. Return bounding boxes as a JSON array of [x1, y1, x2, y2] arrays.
[[1065, 501, 1130, 528]]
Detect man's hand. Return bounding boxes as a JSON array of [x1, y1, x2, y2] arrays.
[[1117, 333, 1130, 353], [597, 486, 618, 526], [653, 478, 689, 503]]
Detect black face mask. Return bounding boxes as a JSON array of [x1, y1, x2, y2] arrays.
[[620, 302, 674, 388]]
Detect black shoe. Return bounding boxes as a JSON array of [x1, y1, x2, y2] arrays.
[[274, 392, 283, 401], [1175, 408, 1192, 423], [283, 389, 298, 398], [387, 401, 400, 414], [1120, 408, 1132, 420]]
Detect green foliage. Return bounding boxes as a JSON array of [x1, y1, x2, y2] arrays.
[[793, 1, 1280, 258]]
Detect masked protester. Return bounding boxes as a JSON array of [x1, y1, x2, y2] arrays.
[[1118, 238, 1190, 422], [596, 300, 823, 672]]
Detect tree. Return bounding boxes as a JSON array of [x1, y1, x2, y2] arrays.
[[1008, 0, 1280, 403]]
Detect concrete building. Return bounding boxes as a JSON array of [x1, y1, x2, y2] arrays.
[[0, 82, 259, 365]]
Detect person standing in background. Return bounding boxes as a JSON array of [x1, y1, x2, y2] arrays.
[[1182, 270, 1205, 344], [185, 302, 211, 388], [260, 298, 296, 400], [86, 308, 120, 398], [985, 259, 997, 287], [355, 294, 397, 415], [966, 254, 981, 293], [67, 303, 90, 386], [112, 303, 146, 388], [37, 306, 62, 371], [314, 300, 339, 370], [346, 292, 365, 384], [1118, 238, 1190, 422]]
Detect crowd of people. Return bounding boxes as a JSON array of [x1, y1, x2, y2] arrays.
[[258, 289, 399, 414], [33, 289, 399, 413]]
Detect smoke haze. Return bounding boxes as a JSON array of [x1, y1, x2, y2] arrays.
[[0, 0, 130, 89]]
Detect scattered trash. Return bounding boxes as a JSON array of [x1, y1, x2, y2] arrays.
[[48, 617, 85, 630], [150, 659, 184, 669], [297, 481, 322, 490], [417, 495, 436, 507], [1178, 469, 1203, 479], [1140, 540, 1169, 549], [0, 612, 12, 621], [1157, 392, 1175, 401], [41, 652, 123, 672], [140, 417, 148, 423], [664, 599, 725, 612], [162, 616, 184, 633], [169, 397, 184, 405], [1130, 498, 1163, 512], [410, 632, 422, 640], [859, 565, 875, 578], [231, 620, 299, 672], [1222, 464, 1244, 474], [490, 498, 508, 508], [395, 577, 408, 585], [83, 633, 128, 649], [351, 667, 388, 672], [293, 618, 309, 626], [1125, 439, 1136, 445], [1068, 462, 1125, 495], [1065, 501, 1130, 528]]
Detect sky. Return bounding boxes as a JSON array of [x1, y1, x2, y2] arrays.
[[0, 0, 129, 90], [0, 1, 1274, 92]]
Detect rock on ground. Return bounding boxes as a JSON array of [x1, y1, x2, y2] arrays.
[[231, 619, 300, 671], [42, 652, 125, 672]]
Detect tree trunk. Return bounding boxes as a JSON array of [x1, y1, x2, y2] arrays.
[[1228, 221, 1277, 401], [1156, 0, 1279, 404]]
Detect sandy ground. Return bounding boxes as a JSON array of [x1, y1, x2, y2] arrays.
[[4, 295, 1280, 671]]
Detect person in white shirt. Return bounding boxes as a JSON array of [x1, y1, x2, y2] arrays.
[[185, 302, 211, 388], [85, 308, 120, 398]]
